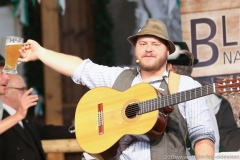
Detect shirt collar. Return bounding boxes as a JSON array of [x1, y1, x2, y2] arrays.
[[3, 103, 16, 116], [136, 66, 169, 84], [3, 103, 24, 128]]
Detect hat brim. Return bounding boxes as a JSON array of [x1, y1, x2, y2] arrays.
[[127, 34, 175, 54]]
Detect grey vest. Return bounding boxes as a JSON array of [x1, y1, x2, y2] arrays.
[[112, 69, 188, 160]]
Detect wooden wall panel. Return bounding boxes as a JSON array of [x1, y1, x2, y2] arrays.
[[40, 0, 65, 160], [180, 0, 240, 14], [60, 0, 94, 106], [41, 0, 97, 159], [59, 0, 95, 160]]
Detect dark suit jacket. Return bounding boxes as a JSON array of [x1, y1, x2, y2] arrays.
[[0, 110, 76, 160], [216, 97, 240, 151]]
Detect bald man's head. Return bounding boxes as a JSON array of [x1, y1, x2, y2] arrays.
[[1, 74, 27, 110], [7, 75, 26, 89]]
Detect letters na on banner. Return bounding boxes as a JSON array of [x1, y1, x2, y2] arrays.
[[181, 7, 240, 77]]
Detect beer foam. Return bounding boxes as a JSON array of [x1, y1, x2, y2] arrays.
[[6, 43, 22, 45]]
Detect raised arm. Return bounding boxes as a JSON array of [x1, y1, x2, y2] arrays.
[[19, 39, 83, 77], [0, 88, 38, 134]]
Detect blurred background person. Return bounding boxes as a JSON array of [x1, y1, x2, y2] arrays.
[[167, 42, 240, 153], [0, 55, 38, 134], [0, 74, 75, 160]]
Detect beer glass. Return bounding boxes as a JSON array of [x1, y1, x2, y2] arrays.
[[2, 36, 23, 74]]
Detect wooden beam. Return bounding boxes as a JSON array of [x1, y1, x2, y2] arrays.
[[40, 0, 63, 160], [42, 139, 101, 160], [42, 139, 83, 153]]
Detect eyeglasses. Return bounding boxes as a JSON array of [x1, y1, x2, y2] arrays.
[[7, 87, 27, 92]]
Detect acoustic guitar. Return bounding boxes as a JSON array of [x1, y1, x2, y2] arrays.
[[74, 78, 240, 156]]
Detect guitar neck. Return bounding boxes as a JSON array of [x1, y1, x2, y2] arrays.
[[138, 83, 215, 114]]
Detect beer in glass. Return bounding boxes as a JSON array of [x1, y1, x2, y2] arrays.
[[2, 36, 23, 74]]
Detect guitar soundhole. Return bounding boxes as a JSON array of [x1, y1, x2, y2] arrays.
[[125, 103, 139, 118]]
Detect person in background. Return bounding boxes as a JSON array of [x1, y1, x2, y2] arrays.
[[19, 18, 214, 160], [0, 55, 38, 134], [167, 42, 198, 76], [167, 42, 220, 154], [0, 74, 75, 160], [167, 41, 240, 153]]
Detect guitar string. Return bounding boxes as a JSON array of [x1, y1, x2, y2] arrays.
[[108, 84, 240, 117], [83, 82, 240, 126], [76, 83, 234, 133], [101, 85, 213, 118], [106, 82, 240, 117], [81, 82, 238, 129], [100, 84, 214, 119], [137, 84, 212, 114], [137, 84, 213, 114]]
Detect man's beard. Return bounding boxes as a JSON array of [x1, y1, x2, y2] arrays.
[[138, 55, 168, 71]]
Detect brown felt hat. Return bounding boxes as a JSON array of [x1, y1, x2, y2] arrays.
[[127, 18, 175, 54]]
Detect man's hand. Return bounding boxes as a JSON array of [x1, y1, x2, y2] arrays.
[[16, 88, 39, 119], [18, 39, 44, 62]]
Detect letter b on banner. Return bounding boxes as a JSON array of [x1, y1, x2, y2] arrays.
[[191, 18, 218, 67]]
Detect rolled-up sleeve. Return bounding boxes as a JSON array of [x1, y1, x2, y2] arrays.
[[71, 59, 127, 89], [178, 76, 215, 149]]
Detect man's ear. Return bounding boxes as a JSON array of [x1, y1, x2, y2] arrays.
[[167, 63, 173, 71], [167, 50, 170, 56]]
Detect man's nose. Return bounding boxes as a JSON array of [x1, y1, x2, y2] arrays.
[[146, 44, 153, 52]]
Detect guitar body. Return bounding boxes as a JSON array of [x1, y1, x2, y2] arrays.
[[74, 77, 240, 157], [75, 83, 159, 154]]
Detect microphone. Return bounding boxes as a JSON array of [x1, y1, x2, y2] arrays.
[[136, 60, 140, 63]]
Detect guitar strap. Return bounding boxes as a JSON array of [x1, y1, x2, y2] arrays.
[[165, 71, 180, 94]]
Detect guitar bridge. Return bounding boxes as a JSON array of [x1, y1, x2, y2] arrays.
[[98, 103, 104, 135]]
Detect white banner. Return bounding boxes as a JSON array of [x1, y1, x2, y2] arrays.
[[182, 7, 240, 77]]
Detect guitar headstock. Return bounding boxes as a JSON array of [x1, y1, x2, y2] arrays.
[[215, 77, 240, 96]]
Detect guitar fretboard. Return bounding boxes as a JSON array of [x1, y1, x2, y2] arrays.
[[138, 83, 215, 114]]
